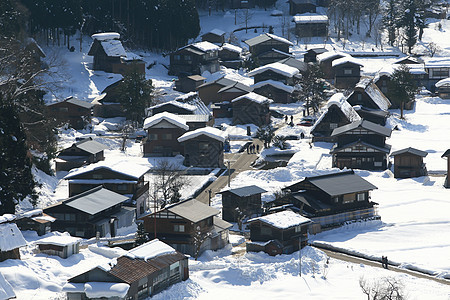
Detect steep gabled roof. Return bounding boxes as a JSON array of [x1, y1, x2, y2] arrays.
[[317, 51, 347, 63], [90, 33, 126, 57], [247, 62, 299, 78], [390, 147, 428, 157], [197, 77, 237, 89], [65, 161, 149, 180], [277, 57, 308, 72], [220, 43, 243, 54], [331, 119, 392, 137], [148, 101, 197, 114], [178, 127, 225, 143], [285, 170, 377, 196], [231, 92, 273, 104], [330, 139, 392, 154], [252, 80, 294, 93], [247, 210, 311, 229], [167, 199, 219, 223], [244, 33, 293, 47], [442, 149, 450, 158], [203, 29, 226, 37], [0, 221, 27, 252], [217, 82, 253, 94], [143, 112, 189, 131], [47, 96, 94, 109], [332, 56, 363, 68]]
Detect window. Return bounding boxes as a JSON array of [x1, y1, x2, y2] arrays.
[[184, 55, 192, 61], [357, 93, 362, 101], [59, 107, 69, 112], [329, 123, 338, 129], [174, 55, 181, 61], [261, 226, 271, 236], [357, 193, 366, 201], [344, 68, 353, 75], [199, 142, 209, 153], [64, 214, 76, 221], [374, 161, 383, 167], [332, 197, 339, 203], [148, 133, 158, 140], [431, 68, 449, 78], [295, 225, 302, 232], [117, 184, 128, 191], [170, 262, 180, 276], [174, 224, 185, 232], [162, 133, 172, 140], [92, 174, 103, 179]]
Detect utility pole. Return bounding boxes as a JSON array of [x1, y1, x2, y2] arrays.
[[227, 161, 231, 187], [299, 239, 302, 277], [208, 189, 212, 206]]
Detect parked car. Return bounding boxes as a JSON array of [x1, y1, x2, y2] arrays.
[[298, 116, 315, 127]]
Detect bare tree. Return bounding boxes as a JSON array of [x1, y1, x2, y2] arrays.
[[427, 42, 441, 57], [359, 276, 406, 300], [238, 9, 254, 33], [149, 160, 189, 209], [193, 225, 212, 260]]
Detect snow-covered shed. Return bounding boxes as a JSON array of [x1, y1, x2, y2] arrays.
[[390, 147, 428, 179], [16, 209, 55, 236], [178, 127, 225, 168], [244, 33, 293, 65], [332, 57, 363, 89], [311, 93, 361, 142], [46, 96, 94, 130], [35, 234, 81, 259], [0, 215, 27, 262], [55, 137, 108, 172], [292, 13, 329, 38], [231, 92, 273, 126], [64, 239, 188, 299], [201, 28, 226, 45], [252, 79, 294, 104], [247, 62, 300, 86], [435, 77, 450, 99], [218, 185, 267, 222], [246, 210, 312, 255]]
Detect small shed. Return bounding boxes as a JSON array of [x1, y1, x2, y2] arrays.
[[88, 32, 125, 73], [201, 29, 226, 45], [289, 0, 318, 15], [175, 75, 206, 93], [317, 51, 347, 79], [391, 147, 428, 178], [232, 92, 273, 126], [0, 215, 27, 262], [35, 234, 81, 259], [178, 127, 225, 168], [219, 43, 243, 67], [252, 80, 294, 104], [16, 209, 56, 236], [292, 13, 328, 38], [218, 185, 267, 222], [332, 57, 363, 89], [435, 78, 450, 99], [442, 149, 450, 188], [246, 210, 311, 255], [55, 137, 108, 172], [304, 48, 327, 63]]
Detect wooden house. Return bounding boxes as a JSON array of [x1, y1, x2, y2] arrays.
[[0, 215, 27, 262], [174, 75, 206, 93], [442, 149, 450, 188], [330, 119, 392, 170], [252, 80, 294, 103], [147, 101, 198, 117], [197, 77, 239, 104], [169, 41, 220, 76], [218, 185, 267, 222], [390, 147, 428, 178], [435, 78, 450, 99], [46, 96, 93, 130], [44, 186, 135, 238], [35, 235, 81, 259], [311, 93, 361, 142], [232, 92, 273, 126], [23, 37, 46, 72], [244, 33, 293, 65], [246, 211, 311, 255], [317, 51, 347, 79], [88, 32, 145, 75], [64, 161, 149, 216], [424, 58, 450, 92], [178, 127, 225, 168], [142, 112, 189, 157], [278, 57, 308, 74], [332, 57, 363, 89], [292, 13, 329, 38], [247, 62, 300, 86], [303, 48, 327, 63], [346, 77, 391, 111], [289, 0, 317, 15], [172, 92, 215, 130], [63, 239, 189, 299], [219, 43, 243, 69], [211, 101, 233, 119], [217, 81, 254, 102], [274, 170, 378, 231], [16, 209, 55, 236], [55, 137, 107, 171], [139, 199, 232, 256], [201, 29, 226, 45]]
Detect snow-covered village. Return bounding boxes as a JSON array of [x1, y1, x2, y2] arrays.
[[1, 0, 450, 299]]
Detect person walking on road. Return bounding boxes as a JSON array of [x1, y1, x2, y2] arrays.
[[256, 144, 260, 153]]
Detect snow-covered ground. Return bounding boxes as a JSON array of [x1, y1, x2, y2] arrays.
[[5, 0, 450, 298]]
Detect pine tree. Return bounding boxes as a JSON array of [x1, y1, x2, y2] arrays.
[[0, 0, 24, 37], [0, 102, 38, 214], [116, 65, 154, 124], [387, 65, 417, 119], [400, 0, 418, 54], [382, 0, 400, 46]]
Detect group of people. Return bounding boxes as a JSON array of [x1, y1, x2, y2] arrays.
[[247, 143, 259, 154], [381, 256, 389, 269], [284, 115, 294, 127]]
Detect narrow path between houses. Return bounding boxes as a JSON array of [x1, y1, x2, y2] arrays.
[[313, 245, 450, 286]]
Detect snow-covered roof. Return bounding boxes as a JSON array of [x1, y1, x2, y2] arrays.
[[244, 33, 293, 47], [205, 28, 226, 36], [36, 234, 81, 246], [178, 126, 225, 143], [148, 100, 197, 113], [248, 210, 311, 229], [317, 51, 347, 63], [0, 222, 27, 251], [252, 80, 294, 93], [247, 62, 299, 78], [0, 272, 15, 300], [266, 33, 293, 46], [0, 214, 15, 224], [231, 92, 273, 104], [192, 41, 220, 52], [123, 52, 143, 61], [332, 56, 363, 68], [63, 282, 130, 299], [221, 43, 243, 54], [126, 239, 176, 261], [65, 161, 149, 180], [174, 92, 212, 116], [424, 57, 450, 68], [143, 112, 189, 130], [435, 77, 450, 88], [100, 40, 126, 57], [92, 32, 120, 41], [364, 84, 391, 111], [292, 13, 328, 24]]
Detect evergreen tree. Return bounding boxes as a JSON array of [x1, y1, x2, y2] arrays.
[[135, 221, 149, 246], [255, 125, 276, 148], [400, 0, 418, 54], [382, 0, 400, 47], [0, 0, 25, 37], [387, 65, 417, 119], [116, 65, 154, 123], [0, 102, 38, 214], [294, 64, 326, 115]]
